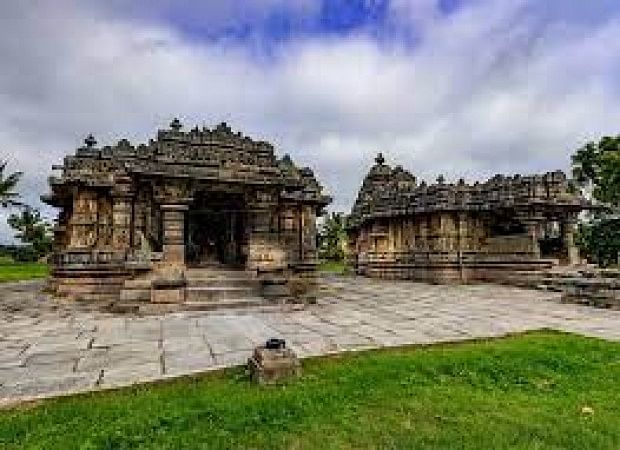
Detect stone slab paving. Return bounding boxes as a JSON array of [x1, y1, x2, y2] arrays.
[[1, 277, 619, 406]]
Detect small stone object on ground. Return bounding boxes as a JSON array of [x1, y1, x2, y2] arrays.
[[248, 338, 301, 384], [581, 406, 594, 415]]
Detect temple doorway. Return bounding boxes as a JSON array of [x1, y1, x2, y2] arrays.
[[186, 192, 247, 267]]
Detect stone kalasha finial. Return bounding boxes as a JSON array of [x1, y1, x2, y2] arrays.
[[170, 118, 183, 131], [375, 152, 385, 165], [280, 154, 294, 166], [436, 174, 445, 184], [84, 134, 97, 148]]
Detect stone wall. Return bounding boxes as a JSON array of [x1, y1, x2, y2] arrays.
[[348, 154, 589, 285]]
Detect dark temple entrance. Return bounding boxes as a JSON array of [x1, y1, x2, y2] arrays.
[[186, 192, 247, 267]]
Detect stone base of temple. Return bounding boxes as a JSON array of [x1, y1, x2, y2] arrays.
[[49, 262, 320, 312], [357, 258, 558, 287], [50, 269, 136, 302], [538, 266, 620, 309]]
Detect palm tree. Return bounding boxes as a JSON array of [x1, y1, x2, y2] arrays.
[[0, 161, 22, 207]]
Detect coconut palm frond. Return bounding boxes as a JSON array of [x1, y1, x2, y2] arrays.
[[0, 162, 22, 208]]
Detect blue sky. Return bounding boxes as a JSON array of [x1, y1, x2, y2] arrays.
[[1, 1, 620, 241]]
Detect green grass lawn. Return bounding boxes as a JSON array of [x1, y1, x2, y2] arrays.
[[1, 332, 619, 449], [0, 261, 48, 283], [318, 259, 352, 275]]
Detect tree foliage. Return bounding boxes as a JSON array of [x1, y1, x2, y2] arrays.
[[571, 135, 620, 266], [572, 135, 620, 207], [576, 218, 620, 268], [318, 212, 348, 261], [7, 207, 53, 261], [0, 161, 22, 207]]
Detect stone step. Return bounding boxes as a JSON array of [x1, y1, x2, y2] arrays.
[[123, 278, 153, 289], [72, 292, 119, 303], [184, 277, 260, 289], [184, 268, 253, 279], [119, 288, 151, 302], [184, 286, 258, 302], [183, 298, 269, 311]]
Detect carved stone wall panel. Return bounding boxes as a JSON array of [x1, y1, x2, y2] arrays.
[[69, 189, 98, 248]]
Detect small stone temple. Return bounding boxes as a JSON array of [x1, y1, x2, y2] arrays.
[[42, 120, 330, 305], [347, 153, 591, 285]]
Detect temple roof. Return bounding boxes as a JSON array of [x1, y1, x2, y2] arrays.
[[348, 153, 591, 229], [43, 120, 331, 207]]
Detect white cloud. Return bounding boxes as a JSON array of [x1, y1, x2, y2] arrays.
[[0, 0, 619, 243]]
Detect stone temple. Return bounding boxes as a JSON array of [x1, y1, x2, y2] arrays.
[[42, 120, 331, 306], [347, 153, 591, 285]]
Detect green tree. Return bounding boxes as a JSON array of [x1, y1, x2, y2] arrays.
[[571, 135, 620, 266], [318, 212, 348, 261], [0, 161, 23, 207], [7, 207, 53, 261], [572, 135, 620, 207]]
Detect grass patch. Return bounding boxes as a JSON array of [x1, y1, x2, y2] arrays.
[[1, 332, 619, 449], [0, 262, 48, 283], [318, 259, 352, 275]]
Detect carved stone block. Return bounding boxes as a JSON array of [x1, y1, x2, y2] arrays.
[[248, 339, 301, 384]]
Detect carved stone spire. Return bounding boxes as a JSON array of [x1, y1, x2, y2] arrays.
[[375, 152, 385, 165], [84, 134, 97, 148], [170, 118, 183, 131]]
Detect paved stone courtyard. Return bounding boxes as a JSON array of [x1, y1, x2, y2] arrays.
[[1, 277, 619, 406]]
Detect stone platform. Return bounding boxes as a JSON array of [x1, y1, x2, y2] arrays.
[[1, 277, 619, 407]]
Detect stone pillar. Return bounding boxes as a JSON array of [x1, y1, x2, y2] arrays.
[[112, 195, 132, 250], [419, 216, 429, 250], [301, 205, 317, 263], [132, 193, 147, 251], [161, 204, 188, 266], [524, 220, 542, 258], [562, 219, 580, 265]]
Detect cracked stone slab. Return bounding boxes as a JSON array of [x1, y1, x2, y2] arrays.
[[163, 349, 215, 376], [0, 373, 98, 401], [0, 277, 619, 405]]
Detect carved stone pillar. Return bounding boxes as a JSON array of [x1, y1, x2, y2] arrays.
[[456, 212, 468, 251], [132, 191, 147, 251], [524, 220, 542, 258], [247, 207, 285, 271], [300, 205, 317, 263], [562, 219, 580, 265], [161, 204, 188, 266]]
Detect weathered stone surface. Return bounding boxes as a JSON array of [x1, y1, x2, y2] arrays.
[[1, 278, 619, 404], [248, 341, 301, 384], [163, 349, 214, 376], [539, 267, 620, 310], [348, 154, 592, 284], [42, 120, 331, 304]]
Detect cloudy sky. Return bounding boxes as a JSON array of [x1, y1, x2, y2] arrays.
[[1, 0, 620, 241]]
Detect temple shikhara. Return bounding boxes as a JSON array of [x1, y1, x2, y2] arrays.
[[347, 153, 591, 285], [42, 120, 330, 306]]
